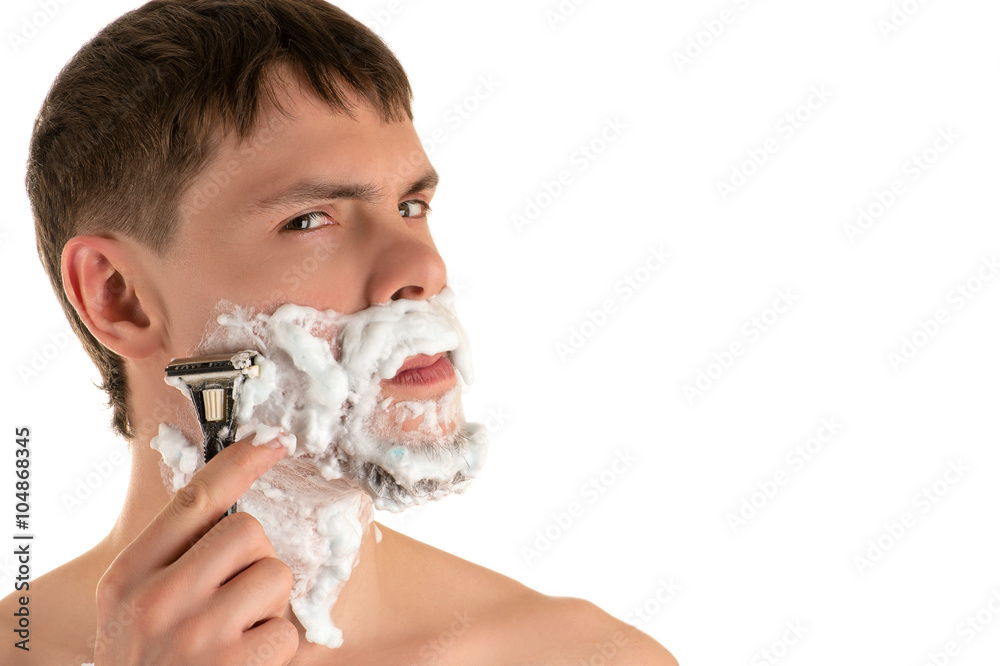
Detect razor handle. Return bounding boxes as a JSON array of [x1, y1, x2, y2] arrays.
[[182, 384, 241, 518], [202, 420, 239, 518], [165, 351, 260, 519]]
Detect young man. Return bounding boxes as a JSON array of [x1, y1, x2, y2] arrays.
[[2, 1, 678, 663]]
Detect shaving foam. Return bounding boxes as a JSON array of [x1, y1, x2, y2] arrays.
[[150, 287, 487, 647]]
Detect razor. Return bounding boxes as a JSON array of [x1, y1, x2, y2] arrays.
[[165, 350, 261, 517]]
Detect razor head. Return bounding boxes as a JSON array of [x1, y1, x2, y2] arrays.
[[165, 350, 261, 461]]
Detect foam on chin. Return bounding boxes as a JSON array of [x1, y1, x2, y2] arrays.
[[150, 287, 487, 648]]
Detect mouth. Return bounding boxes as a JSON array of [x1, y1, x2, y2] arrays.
[[382, 352, 455, 387]]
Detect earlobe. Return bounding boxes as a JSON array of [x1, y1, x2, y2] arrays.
[[61, 236, 163, 359]]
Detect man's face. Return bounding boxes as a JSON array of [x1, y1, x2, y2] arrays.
[[147, 74, 456, 428]]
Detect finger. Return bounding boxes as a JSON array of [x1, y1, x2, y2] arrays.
[[172, 511, 277, 591], [240, 617, 299, 666], [211, 556, 294, 634], [119, 437, 286, 574]]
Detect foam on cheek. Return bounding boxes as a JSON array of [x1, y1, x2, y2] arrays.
[[151, 287, 488, 649], [222, 311, 350, 458]]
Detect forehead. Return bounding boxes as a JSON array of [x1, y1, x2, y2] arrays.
[[178, 74, 431, 226]]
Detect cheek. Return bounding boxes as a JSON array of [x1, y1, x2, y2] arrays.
[[155, 273, 255, 356], [258, 245, 365, 312], [149, 280, 209, 355], [168, 302, 222, 356]]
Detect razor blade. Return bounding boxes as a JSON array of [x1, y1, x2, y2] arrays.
[[165, 350, 261, 517]]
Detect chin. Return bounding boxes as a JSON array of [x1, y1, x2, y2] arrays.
[[346, 421, 487, 512], [334, 383, 484, 512]]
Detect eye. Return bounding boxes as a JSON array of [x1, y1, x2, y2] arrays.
[[399, 200, 432, 218], [283, 211, 333, 231]]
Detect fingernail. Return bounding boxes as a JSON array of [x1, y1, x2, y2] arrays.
[[264, 439, 284, 450]]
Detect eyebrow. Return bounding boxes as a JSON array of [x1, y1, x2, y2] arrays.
[[243, 167, 440, 218]]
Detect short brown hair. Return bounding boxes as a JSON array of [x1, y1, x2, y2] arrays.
[[27, 0, 413, 439]]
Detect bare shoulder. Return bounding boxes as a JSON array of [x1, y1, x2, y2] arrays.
[[0, 549, 104, 665], [475, 595, 679, 666], [376, 525, 678, 665]]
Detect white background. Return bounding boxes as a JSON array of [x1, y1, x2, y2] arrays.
[[2, 0, 1000, 664]]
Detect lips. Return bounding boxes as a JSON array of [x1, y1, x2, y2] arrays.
[[383, 353, 455, 387]]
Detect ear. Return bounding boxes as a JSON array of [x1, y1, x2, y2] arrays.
[[61, 235, 164, 359]]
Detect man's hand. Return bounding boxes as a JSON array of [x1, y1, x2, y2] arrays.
[[94, 438, 297, 665]]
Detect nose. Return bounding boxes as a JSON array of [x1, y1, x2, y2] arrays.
[[363, 220, 447, 306]]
